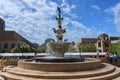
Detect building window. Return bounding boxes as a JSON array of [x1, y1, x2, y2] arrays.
[[11, 43, 15, 48], [98, 42, 101, 47], [4, 43, 8, 49], [104, 42, 109, 47]]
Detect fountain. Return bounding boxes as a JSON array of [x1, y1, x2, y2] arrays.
[[35, 6, 84, 62]]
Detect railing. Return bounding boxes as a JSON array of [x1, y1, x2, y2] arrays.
[[0, 52, 105, 57]]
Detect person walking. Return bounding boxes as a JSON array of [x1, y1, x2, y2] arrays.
[[113, 52, 119, 64], [96, 50, 100, 59], [109, 54, 113, 64], [0, 57, 7, 72], [105, 51, 110, 63]]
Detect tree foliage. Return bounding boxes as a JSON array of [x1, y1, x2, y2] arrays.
[[11, 42, 36, 53], [109, 40, 120, 54], [10, 47, 20, 53], [79, 44, 96, 52]]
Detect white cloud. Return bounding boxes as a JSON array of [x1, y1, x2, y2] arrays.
[[63, 17, 96, 41], [106, 2, 120, 31], [0, 0, 96, 45], [91, 5, 101, 10]]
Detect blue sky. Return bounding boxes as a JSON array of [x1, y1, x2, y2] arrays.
[[0, 0, 120, 45]]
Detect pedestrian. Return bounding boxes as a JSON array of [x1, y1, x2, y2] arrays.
[[113, 52, 119, 64], [109, 54, 113, 64], [105, 51, 110, 63], [96, 50, 100, 59], [0, 57, 7, 72], [35, 50, 37, 56]]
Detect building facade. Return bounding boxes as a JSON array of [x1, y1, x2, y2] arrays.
[[96, 34, 111, 52], [0, 18, 5, 31], [0, 31, 35, 52], [37, 38, 55, 53], [74, 33, 120, 52], [0, 18, 35, 52]]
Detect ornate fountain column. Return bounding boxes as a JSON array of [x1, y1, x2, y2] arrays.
[[47, 7, 71, 57], [53, 7, 66, 42]]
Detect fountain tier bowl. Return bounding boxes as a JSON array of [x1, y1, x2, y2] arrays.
[[47, 42, 71, 57]]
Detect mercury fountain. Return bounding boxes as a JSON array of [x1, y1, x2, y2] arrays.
[[35, 6, 84, 62]]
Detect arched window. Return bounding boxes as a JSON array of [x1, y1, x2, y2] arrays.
[[98, 42, 101, 47], [104, 42, 109, 47], [105, 37, 108, 40]]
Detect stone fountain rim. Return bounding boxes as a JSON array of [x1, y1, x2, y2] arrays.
[[18, 58, 101, 72], [18, 58, 101, 64]]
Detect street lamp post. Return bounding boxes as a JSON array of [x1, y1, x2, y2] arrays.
[[20, 45, 23, 59], [78, 44, 82, 57], [19, 43, 27, 59], [79, 46, 82, 57]]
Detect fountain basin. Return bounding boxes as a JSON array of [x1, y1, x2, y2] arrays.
[[18, 58, 101, 72]]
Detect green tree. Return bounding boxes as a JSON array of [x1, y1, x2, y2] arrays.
[[29, 47, 36, 52], [11, 42, 36, 53], [80, 44, 96, 52], [109, 40, 120, 54], [11, 47, 20, 53]]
